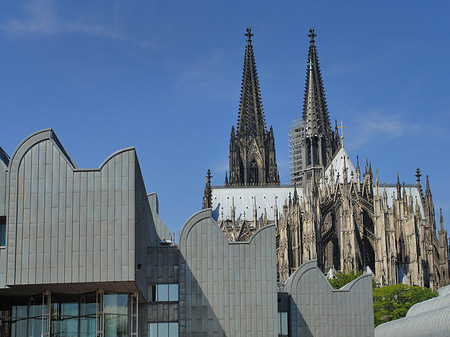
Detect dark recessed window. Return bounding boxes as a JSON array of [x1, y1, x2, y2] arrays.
[[0, 217, 6, 247]]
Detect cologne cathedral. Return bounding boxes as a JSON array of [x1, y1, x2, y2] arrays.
[[202, 27, 450, 290]]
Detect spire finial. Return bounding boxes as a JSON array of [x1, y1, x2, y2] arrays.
[[206, 169, 212, 183], [337, 121, 346, 147], [415, 168, 421, 182], [246, 26, 253, 42], [308, 26, 316, 42]]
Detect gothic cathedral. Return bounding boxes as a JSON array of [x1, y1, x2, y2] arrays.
[[203, 27, 450, 290]]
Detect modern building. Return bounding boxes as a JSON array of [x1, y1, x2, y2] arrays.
[[204, 27, 450, 289], [0, 129, 374, 336]]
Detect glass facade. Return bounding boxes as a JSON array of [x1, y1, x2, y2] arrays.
[[0, 292, 136, 337], [104, 294, 129, 337]]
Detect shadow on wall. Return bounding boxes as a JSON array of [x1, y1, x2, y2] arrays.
[[178, 209, 278, 337], [284, 260, 374, 337]]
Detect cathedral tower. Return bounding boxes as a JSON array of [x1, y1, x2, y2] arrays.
[[300, 28, 338, 185], [227, 27, 279, 186]]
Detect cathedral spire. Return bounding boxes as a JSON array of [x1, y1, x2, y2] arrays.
[[302, 27, 334, 150], [301, 28, 338, 186], [228, 27, 279, 186], [236, 26, 266, 139]]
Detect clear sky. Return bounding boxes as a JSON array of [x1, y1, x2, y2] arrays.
[[0, 1, 449, 234]]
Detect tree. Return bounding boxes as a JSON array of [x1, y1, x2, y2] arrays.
[[328, 270, 363, 289], [373, 283, 438, 327]]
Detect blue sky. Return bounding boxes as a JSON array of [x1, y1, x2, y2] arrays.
[[0, 0, 449, 234]]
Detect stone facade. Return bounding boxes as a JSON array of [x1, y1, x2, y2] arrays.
[[205, 27, 450, 290]]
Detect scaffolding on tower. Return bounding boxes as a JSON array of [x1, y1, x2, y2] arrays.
[[289, 119, 305, 184]]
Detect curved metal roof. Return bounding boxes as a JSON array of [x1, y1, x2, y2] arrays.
[[406, 289, 450, 317], [375, 285, 450, 337]]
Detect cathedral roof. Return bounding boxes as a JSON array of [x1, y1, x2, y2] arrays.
[[323, 146, 357, 184], [211, 185, 299, 222]]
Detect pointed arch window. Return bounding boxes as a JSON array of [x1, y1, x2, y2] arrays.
[[249, 160, 258, 185]]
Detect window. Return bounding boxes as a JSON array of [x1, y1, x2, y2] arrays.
[[149, 284, 178, 302], [278, 312, 288, 337], [149, 322, 178, 337], [0, 217, 6, 246]]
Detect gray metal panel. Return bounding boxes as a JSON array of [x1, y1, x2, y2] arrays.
[[284, 260, 374, 337], [178, 209, 277, 337], [4, 129, 152, 293], [148, 193, 171, 242]]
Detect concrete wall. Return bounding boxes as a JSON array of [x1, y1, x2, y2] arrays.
[[284, 260, 374, 337], [178, 209, 278, 337], [4, 129, 151, 291]]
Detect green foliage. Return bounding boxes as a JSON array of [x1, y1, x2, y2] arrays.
[[373, 283, 438, 327], [329, 270, 363, 289]]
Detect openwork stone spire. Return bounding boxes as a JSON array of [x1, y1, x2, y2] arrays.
[[227, 27, 279, 186], [303, 27, 332, 139], [237, 26, 267, 139], [301, 27, 338, 185]]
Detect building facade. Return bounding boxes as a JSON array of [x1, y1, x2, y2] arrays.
[[0, 129, 374, 336], [204, 28, 450, 290]]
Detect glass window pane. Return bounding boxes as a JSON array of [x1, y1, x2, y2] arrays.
[[104, 294, 128, 314], [62, 302, 79, 317], [159, 322, 169, 336], [80, 293, 97, 316], [281, 312, 288, 336], [168, 284, 178, 302], [149, 323, 158, 337], [80, 316, 96, 336], [157, 285, 169, 302], [169, 322, 179, 337]]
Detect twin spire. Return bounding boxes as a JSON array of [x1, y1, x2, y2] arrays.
[[303, 27, 333, 141], [228, 26, 278, 186], [227, 26, 335, 187], [236, 26, 266, 140]]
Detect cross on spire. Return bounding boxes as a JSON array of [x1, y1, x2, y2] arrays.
[[308, 58, 314, 70], [246, 26, 253, 42], [206, 169, 212, 183], [338, 121, 346, 147], [308, 26, 316, 42]]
